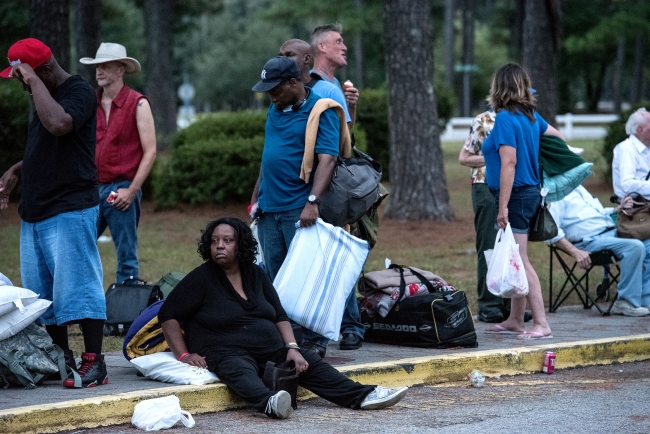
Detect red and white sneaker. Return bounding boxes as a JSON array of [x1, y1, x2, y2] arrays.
[[63, 352, 108, 388]]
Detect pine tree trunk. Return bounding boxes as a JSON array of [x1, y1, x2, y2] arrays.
[[144, 0, 176, 148], [461, 0, 474, 117], [383, 0, 453, 221], [444, 0, 455, 88], [510, 0, 525, 61], [612, 38, 625, 114], [353, 0, 364, 89], [76, 0, 102, 87], [630, 33, 645, 104], [30, 0, 69, 72], [522, 0, 561, 126]]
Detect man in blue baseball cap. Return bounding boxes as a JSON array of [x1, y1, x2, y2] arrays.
[[250, 56, 340, 358]]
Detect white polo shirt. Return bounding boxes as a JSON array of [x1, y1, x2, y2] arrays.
[[612, 134, 650, 199]]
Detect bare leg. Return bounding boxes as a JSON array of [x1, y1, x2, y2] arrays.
[[487, 233, 551, 336]]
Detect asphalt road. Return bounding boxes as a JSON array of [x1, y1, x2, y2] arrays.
[[66, 360, 650, 434]]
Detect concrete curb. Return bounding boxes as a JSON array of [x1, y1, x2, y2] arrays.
[[2, 333, 650, 433]]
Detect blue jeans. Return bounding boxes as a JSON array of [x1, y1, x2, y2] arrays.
[[20, 206, 106, 325], [97, 181, 141, 283], [257, 208, 330, 350], [341, 289, 364, 338], [574, 231, 650, 307], [492, 185, 541, 234]]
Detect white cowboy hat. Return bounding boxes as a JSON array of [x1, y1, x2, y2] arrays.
[[79, 42, 141, 74]]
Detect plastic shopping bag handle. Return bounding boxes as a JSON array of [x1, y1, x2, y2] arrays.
[[179, 410, 195, 428]]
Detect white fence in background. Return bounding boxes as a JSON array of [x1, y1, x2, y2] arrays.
[[440, 113, 618, 142]]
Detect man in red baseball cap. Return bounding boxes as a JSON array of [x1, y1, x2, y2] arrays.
[[0, 38, 52, 79], [0, 38, 108, 389]]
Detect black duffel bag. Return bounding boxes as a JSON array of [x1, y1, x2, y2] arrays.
[[361, 265, 478, 349], [104, 277, 163, 336]]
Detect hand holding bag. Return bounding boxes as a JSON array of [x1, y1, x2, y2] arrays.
[[484, 223, 529, 298]]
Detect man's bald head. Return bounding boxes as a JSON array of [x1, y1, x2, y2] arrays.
[[280, 39, 311, 57], [279, 39, 312, 82]]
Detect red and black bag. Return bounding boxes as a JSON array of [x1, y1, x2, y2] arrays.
[[360, 264, 478, 349]]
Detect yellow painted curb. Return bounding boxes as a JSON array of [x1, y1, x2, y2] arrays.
[[2, 334, 650, 433]]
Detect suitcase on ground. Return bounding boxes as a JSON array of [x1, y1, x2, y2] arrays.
[[104, 278, 163, 336]]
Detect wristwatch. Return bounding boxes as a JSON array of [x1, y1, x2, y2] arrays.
[[307, 194, 320, 205]]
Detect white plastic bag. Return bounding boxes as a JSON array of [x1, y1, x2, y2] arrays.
[[132, 395, 196, 431], [274, 218, 370, 340], [130, 352, 219, 385], [484, 223, 529, 298]]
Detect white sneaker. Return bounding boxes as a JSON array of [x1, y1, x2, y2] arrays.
[[360, 386, 408, 410], [610, 300, 650, 317], [264, 390, 293, 419]]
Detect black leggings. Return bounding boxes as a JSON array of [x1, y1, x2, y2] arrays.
[[215, 348, 375, 412]]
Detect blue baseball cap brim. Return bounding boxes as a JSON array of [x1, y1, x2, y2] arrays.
[[251, 78, 283, 92]]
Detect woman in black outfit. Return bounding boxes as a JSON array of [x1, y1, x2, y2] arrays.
[[159, 217, 407, 419]]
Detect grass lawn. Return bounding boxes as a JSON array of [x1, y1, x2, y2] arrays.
[[0, 138, 613, 353]]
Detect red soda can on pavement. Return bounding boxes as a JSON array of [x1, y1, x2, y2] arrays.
[[107, 191, 118, 204], [542, 351, 556, 374]]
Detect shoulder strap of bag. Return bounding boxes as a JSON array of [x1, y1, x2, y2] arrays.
[[645, 169, 650, 181], [0, 348, 37, 388], [388, 264, 407, 302], [306, 74, 320, 88], [407, 267, 437, 293]]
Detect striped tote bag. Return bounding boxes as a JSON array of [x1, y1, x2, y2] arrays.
[[274, 218, 370, 340]]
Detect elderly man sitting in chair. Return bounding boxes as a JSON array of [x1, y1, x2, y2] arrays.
[[548, 184, 650, 316]]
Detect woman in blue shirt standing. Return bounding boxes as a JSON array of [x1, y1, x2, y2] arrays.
[[482, 63, 564, 339]]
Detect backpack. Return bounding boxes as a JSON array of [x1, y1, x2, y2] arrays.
[[0, 323, 71, 388], [320, 147, 382, 227], [154, 272, 186, 299]]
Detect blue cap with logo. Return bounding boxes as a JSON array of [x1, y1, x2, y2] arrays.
[[252, 56, 301, 92]]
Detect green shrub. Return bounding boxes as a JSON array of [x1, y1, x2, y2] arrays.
[[154, 136, 263, 209], [171, 110, 266, 149], [356, 85, 453, 181], [602, 102, 649, 182], [0, 80, 29, 194], [356, 89, 390, 179]]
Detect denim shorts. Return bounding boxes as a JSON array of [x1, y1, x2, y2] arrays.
[[20, 206, 106, 325], [492, 185, 541, 234]]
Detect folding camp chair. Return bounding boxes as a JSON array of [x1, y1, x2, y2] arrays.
[[548, 244, 620, 316]]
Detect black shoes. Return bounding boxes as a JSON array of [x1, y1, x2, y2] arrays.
[[339, 333, 363, 350], [63, 352, 108, 388], [301, 343, 327, 358], [477, 312, 504, 323], [478, 311, 533, 323]]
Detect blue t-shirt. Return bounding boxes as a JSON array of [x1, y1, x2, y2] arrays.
[[310, 80, 351, 122], [258, 90, 340, 213], [482, 110, 549, 190]]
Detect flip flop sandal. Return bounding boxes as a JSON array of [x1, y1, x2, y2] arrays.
[[485, 324, 520, 335], [517, 331, 553, 340]]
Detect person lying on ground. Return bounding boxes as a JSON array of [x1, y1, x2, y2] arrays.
[[158, 217, 408, 419]]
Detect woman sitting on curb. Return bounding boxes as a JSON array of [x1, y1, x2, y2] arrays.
[[158, 217, 407, 419]]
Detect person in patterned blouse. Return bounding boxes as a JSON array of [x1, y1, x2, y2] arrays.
[[459, 111, 515, 323]]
